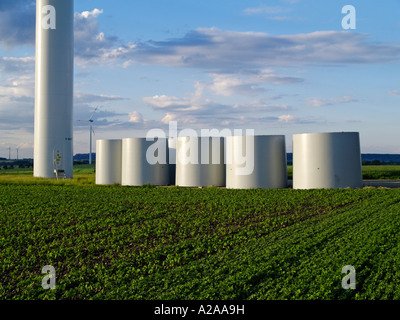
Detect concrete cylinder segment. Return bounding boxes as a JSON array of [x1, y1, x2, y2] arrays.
[[121, 138, 169, 186], [226, 135, 288, 189], [95, 140, 122, 185], [94, 133, 363, 190], [293, 132, 363, 189], [176, 137, 225, 187]]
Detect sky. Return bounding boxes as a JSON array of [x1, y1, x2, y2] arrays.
[[0, 0, 399, 159]]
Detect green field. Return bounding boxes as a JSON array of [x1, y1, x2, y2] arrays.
[[0, 166, 400, 300], [1, 164, 400, 184], [287, 165, 400, 180], [0, 165, 95, 186]]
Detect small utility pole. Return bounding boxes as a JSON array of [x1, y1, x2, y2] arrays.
[[8, 147, 11, 160]]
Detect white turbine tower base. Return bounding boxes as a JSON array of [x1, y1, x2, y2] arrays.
[[34, 0, 74, 178]]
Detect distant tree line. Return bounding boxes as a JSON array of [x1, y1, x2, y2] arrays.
[[0, 163, 34, 170], [1, 154, 399, 170], [287, 159, 399, 166], [287, 153, 400, 166], [0, 159, 34, 170], [362, 160, 400, 165]]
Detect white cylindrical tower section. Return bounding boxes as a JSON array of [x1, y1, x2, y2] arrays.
[[293, 132, 363, 189], [226, 135, 287, 189], [96, 140, 122, 185], [176, 137, 225, 187], [121, 138, 169, 186], [203, 137, 226, 187], [168, 138, 177, 186], [34, 0, 74, 178]]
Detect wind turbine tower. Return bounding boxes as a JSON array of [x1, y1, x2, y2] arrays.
[[34, 0, 74, 178], [78, 107, 98, 165]]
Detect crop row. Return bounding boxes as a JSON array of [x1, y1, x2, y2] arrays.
[[0, 185, 399, 299]]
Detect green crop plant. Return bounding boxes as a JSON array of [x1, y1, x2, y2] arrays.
[[1, 182, 400, 300]]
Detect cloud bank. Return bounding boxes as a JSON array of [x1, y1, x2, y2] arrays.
[[117, 28, 400, 71], [3, 5, 400, 71], [0, 0, 35, 47]]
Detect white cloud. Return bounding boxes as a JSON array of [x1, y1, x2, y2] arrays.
[[243, 6, 286, 15], [0, 75, 34, 100], [0, 128, 34, 158], [242, 5, 295, 21], [268, 16, 293, 21], [73, 93, 128, 128], [278, 114, 296, 124], [74, 91, 127, 104], [128, 111, 144, 123], [0, 57, 35, 74], [387, 90, 400, 96], [3, 8, 394, 72], [126, 28, 400, 72], [142, 95, 192, 109], [37, 21, 400, 72], [207, 70, 303, 96], [161, 113, 179, 125], [16, 142, 31, 150], [2, 5, 400, 74], [246, 100, 292, 112], [0, 60, 35, 132], [0, 0, 35, 47], [80, 8, 103, 19], [0, 34, 128, 139], [142, 82, 296, 128], [74, 8, 122, 68], [305, 96, 358, 107], [305, 97, 329, 108]]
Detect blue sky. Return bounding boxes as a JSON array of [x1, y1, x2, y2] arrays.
[[0, 0, 399, 159]]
